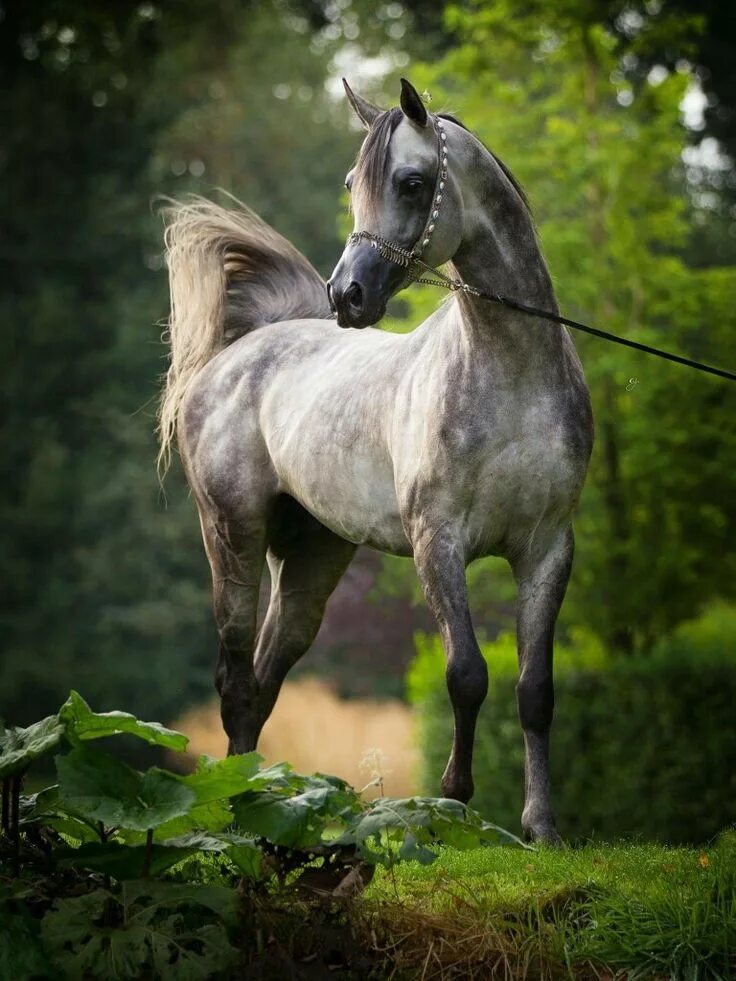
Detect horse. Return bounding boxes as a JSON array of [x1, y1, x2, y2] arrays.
[[158, 78, 593, 843]]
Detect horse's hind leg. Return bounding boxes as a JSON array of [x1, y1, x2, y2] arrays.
[[512, 527, 574, 845], [202, 513, 267, 755], [253, 496, 356, 731]]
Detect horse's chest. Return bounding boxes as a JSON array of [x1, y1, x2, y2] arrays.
[[425, 413, 584, 555]]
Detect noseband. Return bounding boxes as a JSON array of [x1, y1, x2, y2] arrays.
[[347, 116, 450, 277]]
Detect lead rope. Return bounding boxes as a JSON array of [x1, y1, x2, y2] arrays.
[[347, 113, 736, 384], [409, 253, 736, 384]]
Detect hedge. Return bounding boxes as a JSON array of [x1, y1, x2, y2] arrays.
[[407, 603, 736, 845]]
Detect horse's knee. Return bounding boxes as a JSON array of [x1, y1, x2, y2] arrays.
[[516, 671, 554, 732], [446, 649, 488, 712]]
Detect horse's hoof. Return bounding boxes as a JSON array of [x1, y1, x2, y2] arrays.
[[440, 770, 474, 804], [522, 821, 563, 847], [227, 735, 258, 756]]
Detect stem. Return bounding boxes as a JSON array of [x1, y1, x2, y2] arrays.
[[98, 822, 112, 889], [142, 828, 154, 877], [11, 773, 22, 876], [1, 779, 9, 834]]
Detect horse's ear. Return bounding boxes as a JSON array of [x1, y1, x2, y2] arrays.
[[399, 77, 428, 128], [342, 78, 381, 130]]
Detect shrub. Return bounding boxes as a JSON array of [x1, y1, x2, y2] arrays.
[[407, 603, 736, 844]]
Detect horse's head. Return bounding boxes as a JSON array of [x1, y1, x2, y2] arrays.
[[328, 78, 464, 329]]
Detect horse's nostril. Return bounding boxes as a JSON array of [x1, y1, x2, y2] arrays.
[[326, 280, 335, 313], [345, 281, 363, 313]]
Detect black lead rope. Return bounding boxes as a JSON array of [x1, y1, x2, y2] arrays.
[[473, 288, 736, 384], [410, 249, 736, 384]]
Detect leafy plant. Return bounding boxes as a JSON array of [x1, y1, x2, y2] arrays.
[[40, 882, 239, 981], [0, 692, 521, 979]]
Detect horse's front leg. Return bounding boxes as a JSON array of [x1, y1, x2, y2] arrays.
[[413, 529, 488, 803], [512, 527, 574, 845]]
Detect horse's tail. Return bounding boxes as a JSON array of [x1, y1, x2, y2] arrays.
[[157, 194, 331, 475]]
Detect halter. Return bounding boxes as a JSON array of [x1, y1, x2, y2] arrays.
[[346, 116, 474, 291]]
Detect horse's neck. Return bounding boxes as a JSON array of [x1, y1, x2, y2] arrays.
[[447, 210, 565, 370]]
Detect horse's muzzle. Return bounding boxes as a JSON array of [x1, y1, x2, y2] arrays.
[[327, 279, 375, 329], [328, 241, 404, 329]]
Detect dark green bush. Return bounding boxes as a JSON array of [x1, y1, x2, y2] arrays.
[[408, 603, 736, 845]]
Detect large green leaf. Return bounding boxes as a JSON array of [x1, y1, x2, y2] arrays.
[[0, 902, 53, 979], [55, 831, 259, 879], [161, 829, 253, 851], [179, 752, 262, 803], [0, 715, 64, 778], [56, 747, 196, 832], [227, 840, 263, 880], [120, 799, 233, 844], [56, 841, 197, 879], [122, 879, 239, 923], [60, 691, 188, 752], [233, 778, 359, 848], [336, 796, 526, 865], [20, 785, 102, 843], [41, 884, 238, 980], [41, 890, 146, 980]]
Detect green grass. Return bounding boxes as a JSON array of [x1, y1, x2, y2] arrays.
[[363, 834, 736, 979]]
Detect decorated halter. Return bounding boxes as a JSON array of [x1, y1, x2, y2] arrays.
[[346, 115, 449, 274]]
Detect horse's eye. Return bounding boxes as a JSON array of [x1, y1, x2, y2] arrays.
[[344, 172, 354, 192], [401, 177, 423, 195]]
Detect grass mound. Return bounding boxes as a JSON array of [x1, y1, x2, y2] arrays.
[[362, 837, 736, 979]]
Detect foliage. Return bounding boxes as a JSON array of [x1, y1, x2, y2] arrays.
[[0, 693, 519, 979], [0, 0, 422, 729], [39, 882, 239, 981], [59, 690, 189, 751], [409, 603, 736, 844], [2, 695, 735, 978]]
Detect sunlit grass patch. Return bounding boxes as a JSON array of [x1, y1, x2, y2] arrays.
[[370, 840, 707, 906], [363, 836, 736, 979]]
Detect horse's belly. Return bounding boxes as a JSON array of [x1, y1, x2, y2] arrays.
[[271, 439, 411, 554]]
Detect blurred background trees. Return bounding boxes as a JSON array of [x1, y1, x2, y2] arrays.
[[2, 0, 734, 821], [1, 0, 428, 722]]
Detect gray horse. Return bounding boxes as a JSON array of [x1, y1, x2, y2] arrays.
[[158, 78, 593, 843]]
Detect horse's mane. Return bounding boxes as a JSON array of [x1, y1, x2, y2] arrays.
[[437, 112, 531, 214], [352, 107, 405, 215], [352, 107, 532, 217]]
